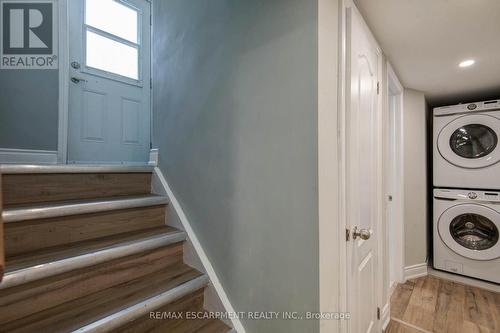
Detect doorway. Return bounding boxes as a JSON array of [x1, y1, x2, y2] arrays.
[[386, 63, 405, 290], [65, 0, 151, 165]]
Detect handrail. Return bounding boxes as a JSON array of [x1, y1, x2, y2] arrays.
[[0, 170, 4, 282]]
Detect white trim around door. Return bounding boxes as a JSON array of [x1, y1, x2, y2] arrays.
[[58, 0, 69, 164], [386, 62, 405, 288], [318, 0, 341, 332]]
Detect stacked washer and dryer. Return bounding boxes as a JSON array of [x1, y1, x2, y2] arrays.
[[433, 99, 500, 284]]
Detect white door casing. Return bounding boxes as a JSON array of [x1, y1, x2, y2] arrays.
[[386, 63, 405, 288], [343, 2, 383, 333], [68, 0, 151, 164]]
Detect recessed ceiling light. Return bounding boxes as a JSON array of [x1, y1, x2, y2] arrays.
[[459, 59, 475, 68]]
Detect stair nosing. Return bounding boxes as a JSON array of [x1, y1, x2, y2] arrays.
[[2, 195, 169, 223], [0, 230, 186, 290], [71, 275, 209, 333], [0, 164, 155, 174]]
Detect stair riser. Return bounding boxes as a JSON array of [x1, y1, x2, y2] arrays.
[[0, 243, 183, 325], [2, 173, 152, 205], [5, 205, 167, 257]]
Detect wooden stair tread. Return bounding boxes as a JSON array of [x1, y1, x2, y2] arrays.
[[1, 263, 205, 333], [3, 194, 168, 219], [5, 226, 179, 272], [0, 164, 154, 174]]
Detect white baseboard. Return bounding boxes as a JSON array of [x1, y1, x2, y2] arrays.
[[381, 302, 390, 331], [148, 148, 159, 166], [404, 263, 428, 281], [0, 148, 58, 164], [428, 267, 500, 293], [152, 167, 245, 333]]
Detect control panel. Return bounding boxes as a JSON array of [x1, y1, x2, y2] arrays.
[[434, 99, 500, 116], [434, 188, 500, 203]]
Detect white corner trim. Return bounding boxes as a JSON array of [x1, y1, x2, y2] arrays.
[[381, 302, 390, 331], [404, 263, 428, 281], [153, 167, 246, 333], [0, 148, 58, 164], [57, 0, 70, 164], [148, 148, 159, 166]]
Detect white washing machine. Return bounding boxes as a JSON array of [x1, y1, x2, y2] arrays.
[[434, 188, 500, 284], [434, 99, 500, 190]]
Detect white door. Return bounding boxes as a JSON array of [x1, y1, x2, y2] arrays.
[[345, 3, 382, 333], [68, 0, 151, 164]]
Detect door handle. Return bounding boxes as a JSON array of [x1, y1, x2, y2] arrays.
[[71, 77, 87, 84], [352, 227, 371, 240]]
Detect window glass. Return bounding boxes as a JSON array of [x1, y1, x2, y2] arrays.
[[450, 124, 497, 159], [450, 213, 499, 250], [85, 0, 138, 43], [86, 31, 138, 80]]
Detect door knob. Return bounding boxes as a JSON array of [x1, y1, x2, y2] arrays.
[[352, 227, 371, 240], [71, 77, 87, 84]]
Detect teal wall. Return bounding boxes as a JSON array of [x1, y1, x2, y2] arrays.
[[152, 1, 319, 332], [0, 70, 59, 150]]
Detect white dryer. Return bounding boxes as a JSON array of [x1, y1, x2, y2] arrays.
[[433, 188, 500, 284], [433, 99, 500, 190]]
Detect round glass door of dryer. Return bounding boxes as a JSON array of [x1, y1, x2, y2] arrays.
[[449, 213, 499, 251], [449, 124, 497, 159], [438, 114, 500, 168], [438, 203, 500, 260]]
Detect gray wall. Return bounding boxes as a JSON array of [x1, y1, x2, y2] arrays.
[[152, 1, 319, 332], [403, 89, 428, 267], [0, 70, 59, 150]]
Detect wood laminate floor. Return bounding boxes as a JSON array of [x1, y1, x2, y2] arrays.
[[385, 275, 500, 333]]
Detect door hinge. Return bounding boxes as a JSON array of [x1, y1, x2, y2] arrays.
[[377, 82, 380, 95], [345, 228, 350, 241], [150, 78, 152, 89], [377, 307, 381, 320]]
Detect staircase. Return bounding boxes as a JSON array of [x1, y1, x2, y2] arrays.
[[0, 165, 231, 333]]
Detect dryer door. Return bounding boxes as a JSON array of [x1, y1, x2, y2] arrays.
[[437, 114, 500, 168], [438, 203, 500, 260]]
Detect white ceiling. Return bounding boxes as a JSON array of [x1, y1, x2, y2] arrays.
[[354, 0, 500, 106]]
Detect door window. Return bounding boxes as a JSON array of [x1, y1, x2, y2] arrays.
[[84, 0, 140, 80], [449, 124, 498, 159], [450, 213, 499, 250]]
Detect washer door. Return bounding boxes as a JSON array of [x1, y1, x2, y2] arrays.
[[437, 114, 500, 169], [438, 203, 500, 260]]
